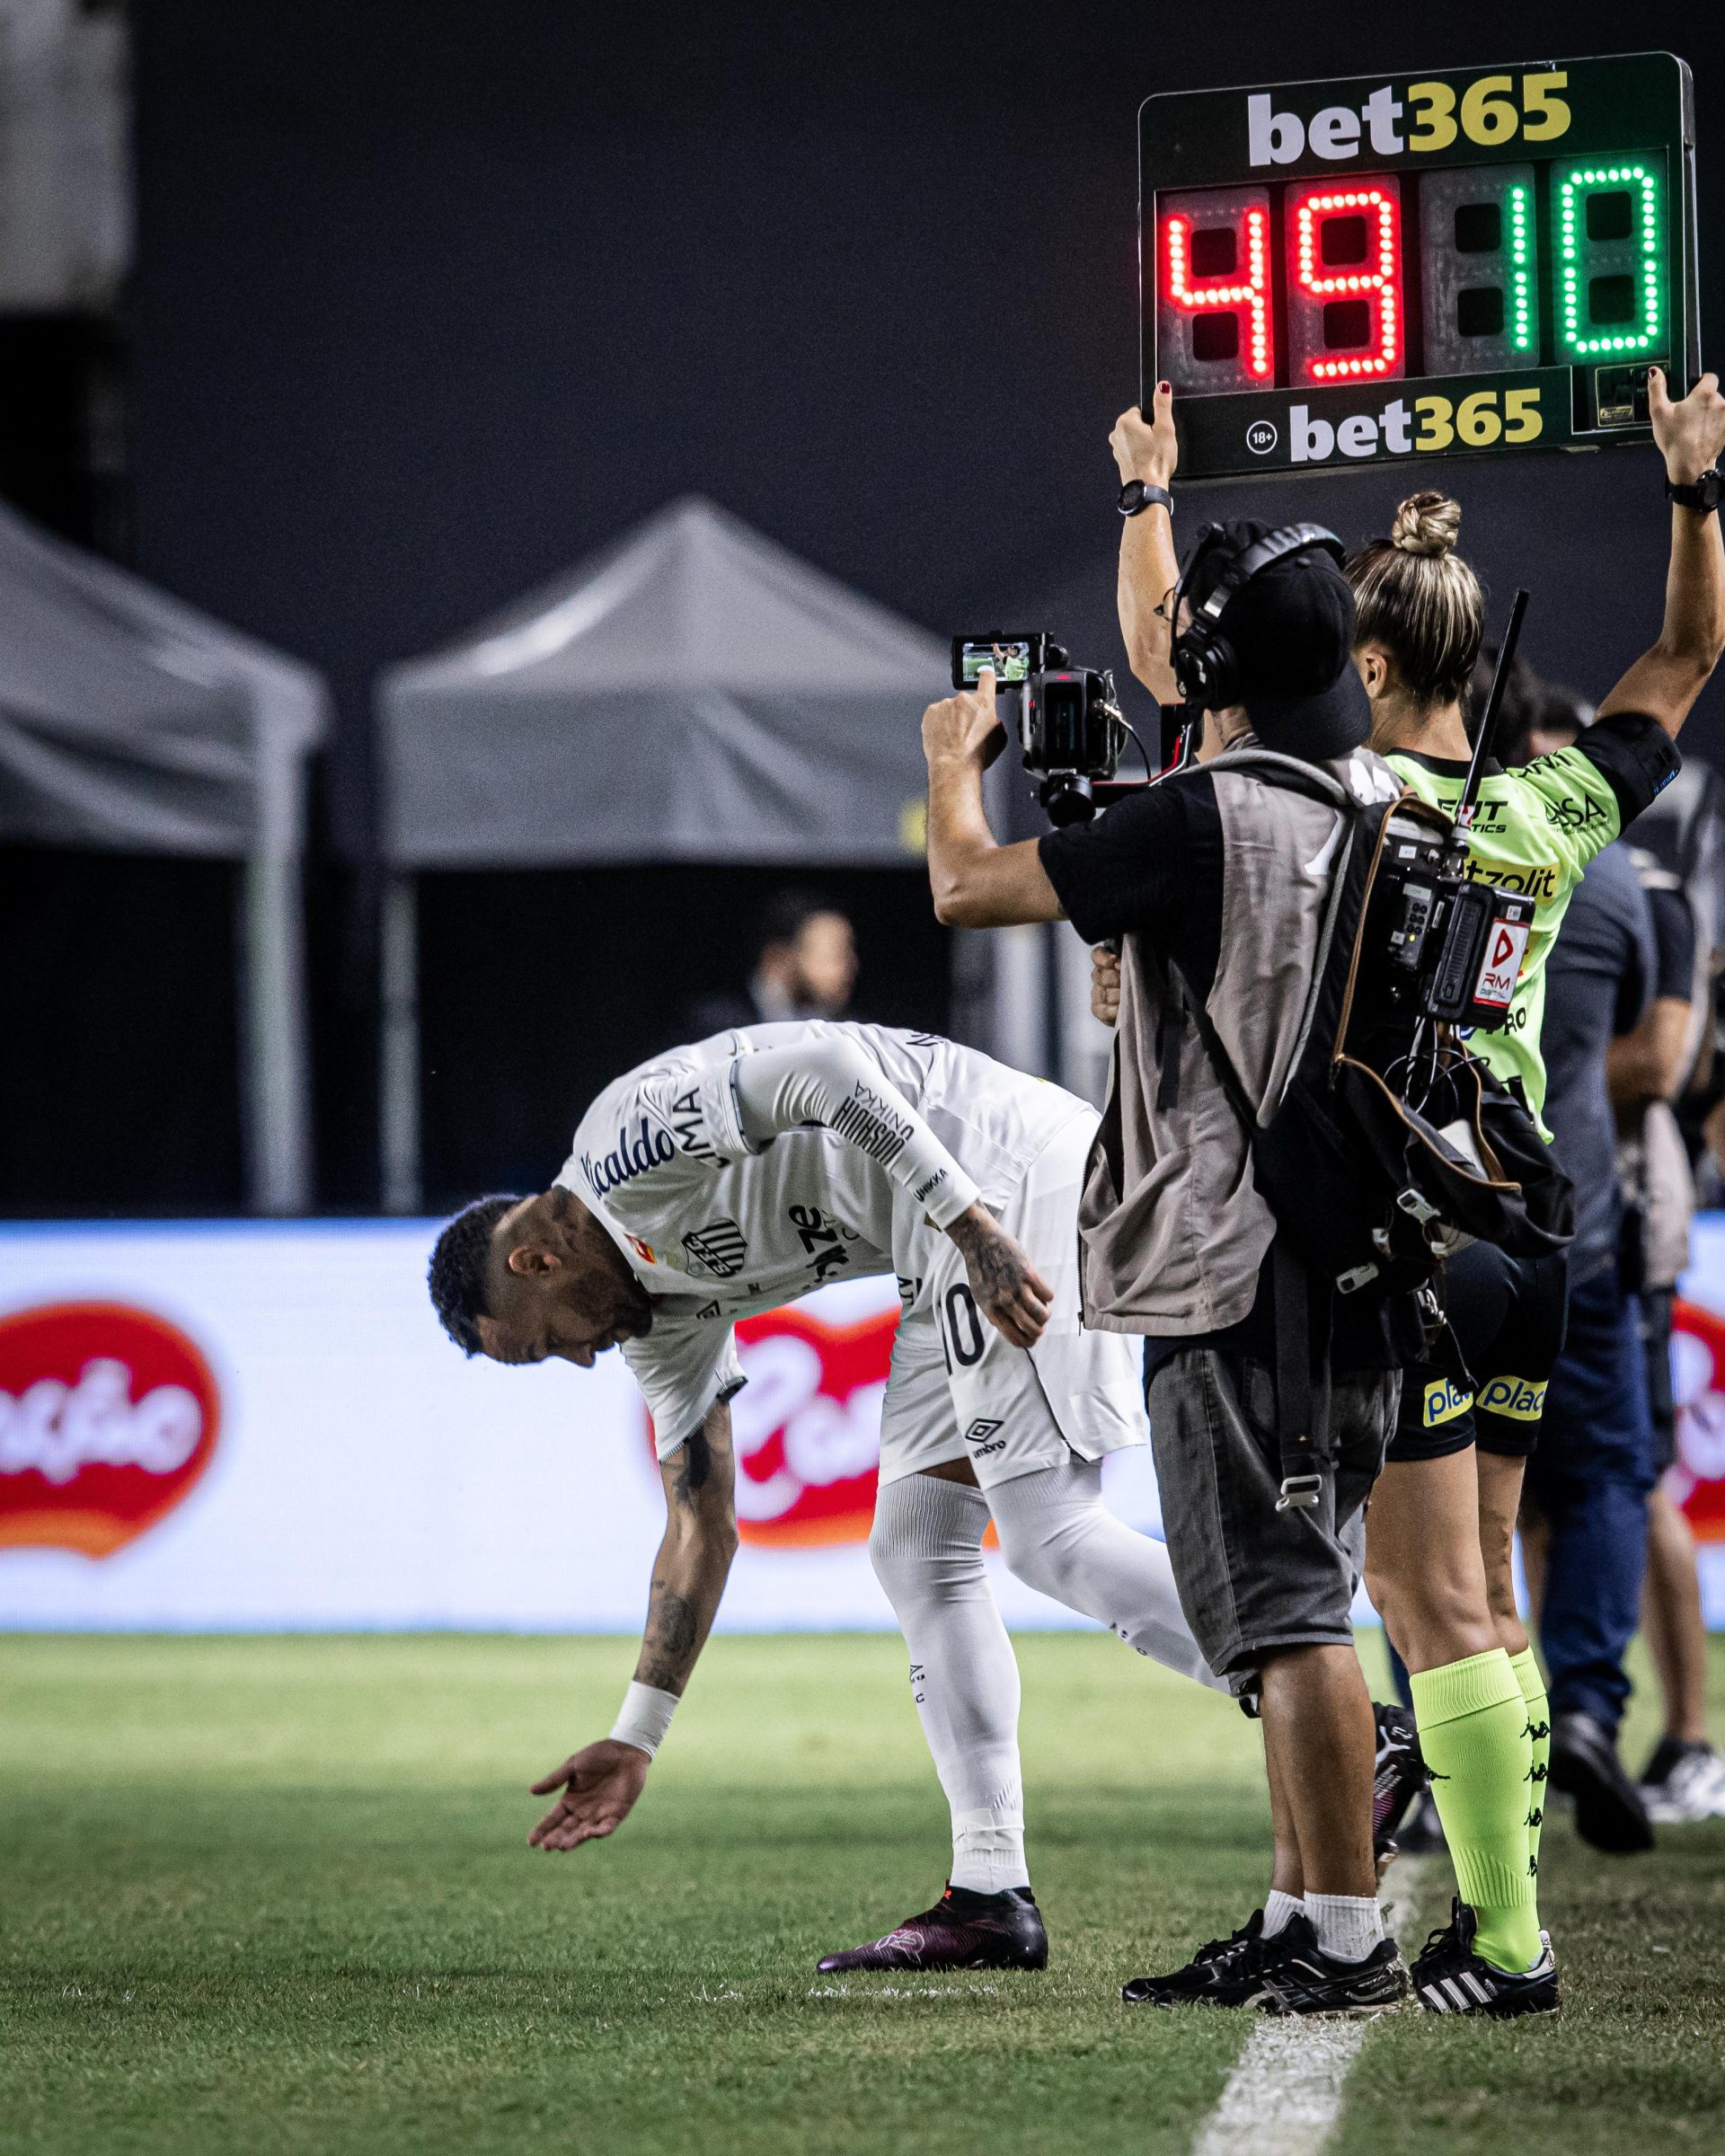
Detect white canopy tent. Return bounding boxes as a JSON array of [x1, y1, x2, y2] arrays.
[[375, 495, 953, 1209], [0, 502, 327, 1212]]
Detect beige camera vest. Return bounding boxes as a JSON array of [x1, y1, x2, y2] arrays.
[[1078, 741, 1403, 1336]]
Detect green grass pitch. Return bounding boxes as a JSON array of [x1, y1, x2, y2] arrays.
[[2, 1630, 1723, 2155]]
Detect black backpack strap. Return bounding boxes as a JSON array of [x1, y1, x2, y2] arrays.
[[1271, 1241, 1324, 1513]]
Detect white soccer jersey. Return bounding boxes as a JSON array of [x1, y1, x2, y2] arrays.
[[555, 1022, 1092, 1454]]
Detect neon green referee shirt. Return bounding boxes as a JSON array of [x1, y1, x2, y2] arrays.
[[1386, 712, 1679, 1121]]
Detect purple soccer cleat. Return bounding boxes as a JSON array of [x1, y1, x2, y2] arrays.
[[817, 1884, 1048, 1973]]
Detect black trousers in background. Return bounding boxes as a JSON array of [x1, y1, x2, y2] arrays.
[[1525, 1262, 1659, 1736]]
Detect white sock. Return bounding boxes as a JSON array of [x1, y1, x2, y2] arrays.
[[1263, 1889, 1304, 1938], [1305, 1893, 1385, 1965], [869, 1473, 1029, 1895], [986, 1458, 1226, 1692]]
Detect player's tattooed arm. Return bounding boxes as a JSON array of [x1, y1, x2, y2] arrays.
[[636, 1398, 739, 1695], [945, 1203, 1053, 1350], [526, 1399, 738, 1855]]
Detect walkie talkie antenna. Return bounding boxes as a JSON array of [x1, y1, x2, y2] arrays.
[[1453, 588, 1530, 843]]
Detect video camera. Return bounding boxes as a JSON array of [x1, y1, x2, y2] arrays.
[[950, 634, 1140, 826]]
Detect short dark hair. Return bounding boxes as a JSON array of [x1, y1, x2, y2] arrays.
[[756, 887, 838, 954], [428, 1196, 523, 1355]]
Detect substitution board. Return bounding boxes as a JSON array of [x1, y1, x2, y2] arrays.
[[1140, 53, 1702, 480]]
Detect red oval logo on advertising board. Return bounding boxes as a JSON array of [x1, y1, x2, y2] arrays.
[[1670, 1298, 1725, 1544], [645, 1300, 898, 1548], [0, 1302, 221, 1559]]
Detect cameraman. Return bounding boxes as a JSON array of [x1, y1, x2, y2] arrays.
[[922, 520, 1410, 2013]]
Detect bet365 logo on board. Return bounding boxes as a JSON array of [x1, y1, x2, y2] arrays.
[[1249, 384, 1544, 466], [1245, 72, 1573, 167]]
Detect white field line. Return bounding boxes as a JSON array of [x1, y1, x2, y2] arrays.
[[1190, 1860, 1431, 2156]]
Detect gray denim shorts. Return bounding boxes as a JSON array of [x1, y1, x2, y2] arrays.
[[1146, 1349, 1398, 1693]]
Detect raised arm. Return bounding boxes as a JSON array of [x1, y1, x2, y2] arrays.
[[920, 668, 1066, 930], [731, 1030, 1055, 1348], [1111, 385, 1182, 703], [526, 1395, 739, 1851], [1596, 367, 1725, 739]]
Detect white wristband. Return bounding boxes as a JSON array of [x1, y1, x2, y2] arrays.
[[610, 1681, 679, 1759]]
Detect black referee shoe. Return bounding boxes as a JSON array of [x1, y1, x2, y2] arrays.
[[1258, 1913, 1410, 2016], [1120, 1909, 1274, 2008], [1411, 1898, 1560, 2018]]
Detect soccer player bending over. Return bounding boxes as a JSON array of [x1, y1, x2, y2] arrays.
[[428, 1021, 1224, 1972]]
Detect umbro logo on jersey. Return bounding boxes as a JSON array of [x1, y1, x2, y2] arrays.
[[964, 1418, 1004, 1445], [694, 1299, 721, 1322], [682, 1218, 748, 1277]]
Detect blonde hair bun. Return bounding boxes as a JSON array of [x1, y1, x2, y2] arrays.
[[1391, 490, 1462, 558]]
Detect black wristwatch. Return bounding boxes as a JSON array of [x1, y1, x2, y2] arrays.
[[1118, 478, 1172, 518], [1666, 465, 1722, 516]]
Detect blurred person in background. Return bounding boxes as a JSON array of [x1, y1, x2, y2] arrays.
[[686, 889, 858, 1038], [1616, 782, 1725, 1823], [1510, 685, 1660, 1854]]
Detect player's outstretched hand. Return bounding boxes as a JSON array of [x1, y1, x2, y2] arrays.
[[527, 1738, 650, 1851], [947, 1204, 1053, 1349], [1091, 945, 1120, 1027], [1649, 364, 1725, 484]]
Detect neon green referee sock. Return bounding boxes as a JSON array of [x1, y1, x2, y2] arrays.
[[1508, 1646, 1552, 1879], [1411, 1648, 1542, 1975]]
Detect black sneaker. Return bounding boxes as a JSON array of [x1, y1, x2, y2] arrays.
[[816, 1884, 1047, 1973], [1411, 1897, 1560, 2018], [1258, 1913, 1409, 2016], [1121, 1909, 1274, 2008], [1549, 1710, 1654, 1853], [1373, 1701, 1429, 1858]]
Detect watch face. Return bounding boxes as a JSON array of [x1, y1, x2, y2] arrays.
[[1119, 480, 1146, 513]]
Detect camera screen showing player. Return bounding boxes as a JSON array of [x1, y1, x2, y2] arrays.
[[951, 636, 1040, 689]]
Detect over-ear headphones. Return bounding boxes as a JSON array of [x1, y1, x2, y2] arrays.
[[1171, 522, 1346, 710]]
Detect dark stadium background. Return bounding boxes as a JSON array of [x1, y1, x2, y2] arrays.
[[4, 0, 1722, 1212]]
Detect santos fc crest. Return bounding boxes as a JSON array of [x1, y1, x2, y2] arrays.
[[682, 1218, 749, 1277]]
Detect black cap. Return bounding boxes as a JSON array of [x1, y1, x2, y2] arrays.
[[1184, 519, 1372, 761]]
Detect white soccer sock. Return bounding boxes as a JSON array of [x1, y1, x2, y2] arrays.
[[986, 1458, 1226, 1693], [869, 1472, 1029, 1895], [1304, 1893, 1385, 1965], [1263, 1889, 1305, 1938]]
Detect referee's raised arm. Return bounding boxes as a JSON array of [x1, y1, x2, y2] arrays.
[[1595, 365, 1725, 742]]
